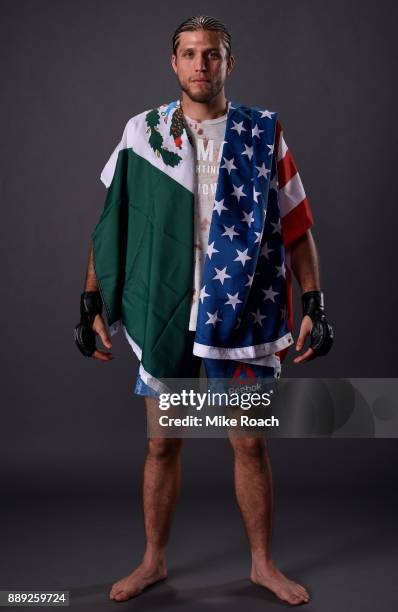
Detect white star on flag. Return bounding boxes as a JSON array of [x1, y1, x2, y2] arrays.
[[231, 183, 247, 202], [242, 144, 253, 160], [213, 199, 228, 215], [234, 248, 252, 266], [251, 308, 267, 326], [270, 175, 278, 191], [212, 266, 232, 285], [206, 310, 222, 327], [267, 144, 274, 156], [256, 163, 271, 179], [222, 224, 239, 241], [253, 185, 262, 203], [225, 292, 243, 310], [262, 285, 279, 302], [199, 285, 210, 303], [259, 110, 274, 119], [221, 157, 237, 174], [252, 124, 264, 138], [231, 120, 246, 135], [276, 263, 286, 278], [271, 219, 282, 234], [245, 274, 254, 287], [207, 241, 219, 259], [241, 210, 254, 227], [254, 231, 262, 243], [260, 242, 273, 259]]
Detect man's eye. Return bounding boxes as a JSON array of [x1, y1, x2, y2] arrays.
[[210, 52, 220, 59]]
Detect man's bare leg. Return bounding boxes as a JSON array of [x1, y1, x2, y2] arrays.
[[229, 435, 310, 606], [110, 397, 182, 602]]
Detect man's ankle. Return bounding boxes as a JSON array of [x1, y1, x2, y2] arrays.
[[251, 551, 274, 569], [142, 548, 167, 568]]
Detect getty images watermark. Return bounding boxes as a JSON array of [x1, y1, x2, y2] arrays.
[[145, 378, 398, 438], [158, 382, 273, 410], [157, 382, 279, 429], [146, 376, 280, 436]]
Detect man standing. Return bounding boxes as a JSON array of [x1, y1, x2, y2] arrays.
[[75, 16, 333, 606]]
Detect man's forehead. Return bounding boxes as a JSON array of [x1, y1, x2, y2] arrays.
[[177, 30, 224, 50]]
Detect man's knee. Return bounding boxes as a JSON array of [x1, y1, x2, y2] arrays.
[[229, 435, 267, 459], [147, 437, 183, 461]]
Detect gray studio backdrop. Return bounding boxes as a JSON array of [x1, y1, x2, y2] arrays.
[[0, 0, 397, 498]]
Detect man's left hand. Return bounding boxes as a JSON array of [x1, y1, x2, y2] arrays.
[[293, 291, 334, 363], [293, 315, 315, 364]]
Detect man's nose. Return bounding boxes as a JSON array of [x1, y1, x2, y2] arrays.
[[194, 55, 207, 71]]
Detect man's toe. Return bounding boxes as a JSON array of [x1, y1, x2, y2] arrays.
[[114, 591, 128, 602]]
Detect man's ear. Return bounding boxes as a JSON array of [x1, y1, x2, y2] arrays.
[[171, 54, 177, 74], [227, 54, 235, 76]]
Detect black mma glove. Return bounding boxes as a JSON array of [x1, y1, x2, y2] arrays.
[[74, 291, 103, 357], [302, 291, 334, 357]]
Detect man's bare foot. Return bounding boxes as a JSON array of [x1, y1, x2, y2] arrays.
[[251, 560, 310, 606], [109, 560, 167, 602]]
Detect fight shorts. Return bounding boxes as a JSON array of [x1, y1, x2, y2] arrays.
[[134, 331, 281, 398]]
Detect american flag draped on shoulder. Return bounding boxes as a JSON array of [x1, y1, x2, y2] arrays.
[[93, 100, 313, 391], [193, 101, 293, 364]]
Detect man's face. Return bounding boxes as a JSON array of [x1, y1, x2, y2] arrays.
[[171, 29, 235, 103]]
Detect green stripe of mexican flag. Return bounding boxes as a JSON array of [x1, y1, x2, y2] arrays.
[[92, 104, 195, 385]]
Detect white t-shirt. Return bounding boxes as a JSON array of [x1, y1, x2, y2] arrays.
[[184, 112, 228, 331]]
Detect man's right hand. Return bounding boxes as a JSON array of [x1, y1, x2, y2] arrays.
[[74, 291, 114, 360], [91, 314, 114, 361]]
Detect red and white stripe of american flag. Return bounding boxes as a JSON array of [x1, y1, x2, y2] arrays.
[[275, 120, 314, 362]]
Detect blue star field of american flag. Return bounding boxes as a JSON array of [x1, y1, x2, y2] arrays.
[[194, 102, 291, 352]]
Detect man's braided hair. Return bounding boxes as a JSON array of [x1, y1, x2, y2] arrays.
[[172, 15, 232, 58]]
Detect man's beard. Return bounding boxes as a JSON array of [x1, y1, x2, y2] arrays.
[[178, 76, 223, 103]]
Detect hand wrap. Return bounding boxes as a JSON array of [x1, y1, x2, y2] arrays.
[[74, 291, 102, 357], [302, 291, 334, 357]]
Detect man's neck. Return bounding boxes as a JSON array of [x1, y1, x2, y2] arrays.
[[179, 91, 228, 122]]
